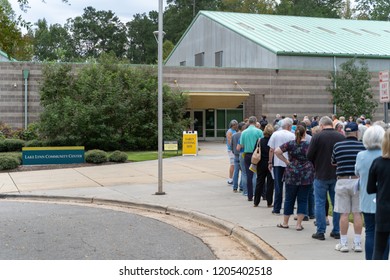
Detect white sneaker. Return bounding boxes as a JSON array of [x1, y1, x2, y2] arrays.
[[352, 242, 363, 252], [335, 243, 349, 252], [227, 179, 233, 185]]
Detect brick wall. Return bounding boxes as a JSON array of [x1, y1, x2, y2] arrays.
[[0, 62, 382, 128]]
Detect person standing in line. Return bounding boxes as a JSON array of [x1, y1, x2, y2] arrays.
[[339, 116, 347, 126], [307, 116, 345, 241], [237, 116, 263, 201], [226, 120, 238, 185], [367, 129, 390, 260], [332, 114, 339, 127], [268, 118, 295, 215], [311, 116, 319, 128], [335, 122, 346, 136], [237, 123, 251, 196], [355, 125, 389, 259], [254, 124, 274, 208], [365, 119, 372, 128], [332, 122, 365, 253], [356, 118, 367, 141], [275, 125, 315, 231], [231, 122, 245, 193], [273, 114, 281, 126]]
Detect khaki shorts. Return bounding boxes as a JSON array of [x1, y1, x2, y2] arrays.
[[334, 178, 360, 214], [228, 150, 235, 165]]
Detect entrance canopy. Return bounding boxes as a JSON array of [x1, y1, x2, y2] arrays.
[[183, 91, 249, 109]]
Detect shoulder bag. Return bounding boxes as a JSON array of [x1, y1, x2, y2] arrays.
[[251, 140, 261, 164]]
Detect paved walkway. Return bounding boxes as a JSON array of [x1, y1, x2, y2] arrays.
[[0, 141, 365, 260]]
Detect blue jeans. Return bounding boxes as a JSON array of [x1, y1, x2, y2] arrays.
[[313, 179, 339, 234], [363, 213, 390, 260], [239, 153, 247, 194], [233, 155, 240, 191], [284, 184, 310, 216], [307, 184, 315, 217], [273, 166, 285, 214]]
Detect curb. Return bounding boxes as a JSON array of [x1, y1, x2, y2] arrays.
[[1, 194, 285, 260]]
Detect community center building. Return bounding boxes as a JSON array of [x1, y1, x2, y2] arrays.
[[163, 11, 390, 140], [1, 12, 390, 140]]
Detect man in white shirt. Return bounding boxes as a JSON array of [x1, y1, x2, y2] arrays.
[[268, 118, 295, 215]]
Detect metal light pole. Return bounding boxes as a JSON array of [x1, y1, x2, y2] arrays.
[[23, 69, 30, 129], [155, 0, 165, 195]]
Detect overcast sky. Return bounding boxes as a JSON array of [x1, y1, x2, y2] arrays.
[[9, 0, 167, 26]]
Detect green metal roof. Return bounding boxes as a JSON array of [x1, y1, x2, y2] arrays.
[[199, 11, 390, 58]]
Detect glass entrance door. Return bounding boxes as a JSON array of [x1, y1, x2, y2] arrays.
[[186, 109, 243, 140], [193, 111, 204, 139], [205, 109, 215, 138]]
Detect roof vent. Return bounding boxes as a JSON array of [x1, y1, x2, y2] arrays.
[[360, 29, 380, 36], [291, 25, 310, 33], [264, 24, 283, 32], [237, 22, 255, 31], [317, 27, 336, 34], [342, 28, 362, 35]]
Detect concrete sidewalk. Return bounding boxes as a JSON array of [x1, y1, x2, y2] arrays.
[[0, 141, 364, 260]]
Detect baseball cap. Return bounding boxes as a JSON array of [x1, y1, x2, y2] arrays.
[[344, 122, 358, 132]]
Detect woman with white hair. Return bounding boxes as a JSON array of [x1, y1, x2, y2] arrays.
[[355, 125, 388, 259]]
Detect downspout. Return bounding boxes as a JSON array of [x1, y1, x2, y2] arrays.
[[23, 69, 30, 129], [333, 56, 337, 115]]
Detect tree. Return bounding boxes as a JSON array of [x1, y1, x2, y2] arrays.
[[15, 0, 69, 12], [275, 0, 344, 18], [67, 7, 128, 59], [329, 58, 377, 119], [219, 0, 276, 14], [0, 3, 32, 60], [342, 0, 353, 19], [38, 55, 188, 150], [32, 19, 75, 61], [163, 40, 175, 60], [0, 0, 15, 19], [355, 0, 390, 21], [164, 0, 221, 44], [126, 12, 158, 64]]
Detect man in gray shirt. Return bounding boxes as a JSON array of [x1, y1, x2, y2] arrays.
[[231, 122, 246, 192]]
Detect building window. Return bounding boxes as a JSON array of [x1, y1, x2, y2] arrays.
[[195, 52, 204, 66], [215, 51, 223, 67], [180, 61, 186, 66]]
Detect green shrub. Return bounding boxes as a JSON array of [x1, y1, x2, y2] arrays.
[[0, 122, 14, 138], [0, 155, 20, 170], [25, 139, 46, 147], [109, 150, 128, 163], [44, 137, 77, 147], [85, 149, 108, 164], [0, 141, 6, 152], [0, 139, 25, 152]]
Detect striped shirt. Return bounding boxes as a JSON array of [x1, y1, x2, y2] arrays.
[[331, 137, 365, 176]]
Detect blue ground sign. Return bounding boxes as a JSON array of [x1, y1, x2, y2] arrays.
[[22, 146, 85, 165]]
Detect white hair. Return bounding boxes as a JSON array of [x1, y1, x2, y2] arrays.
[[281, 117, 293, 128], [363, 125, 385, 150]]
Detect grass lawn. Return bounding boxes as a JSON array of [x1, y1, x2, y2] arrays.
[[125, 150, 182, 162]]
